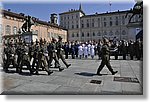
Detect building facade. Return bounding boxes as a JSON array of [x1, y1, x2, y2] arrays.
[[0, 9, 67, 44], [59, 5, 141, 42]]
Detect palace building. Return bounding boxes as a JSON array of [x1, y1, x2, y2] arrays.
[[0, 9, 67, 44], [59, 4, 142, 42]]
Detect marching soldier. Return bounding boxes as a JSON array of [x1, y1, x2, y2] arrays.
[[56, 36, 71, 68], [19, 41, 32, 74], [31, 40, 39, 72], [96, 38, 118, 75], [36, 39, 53, 75], [48, 37, 63, 71], [28, 40, 34, 60], [4, 40, 18, 72]]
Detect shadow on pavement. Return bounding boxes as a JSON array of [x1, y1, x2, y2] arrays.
[[75, 72, 96, 77]]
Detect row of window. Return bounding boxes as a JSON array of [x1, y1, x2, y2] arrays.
[[60, 14, 79, 21], [71, 30, 127, 38], [61, 14, 140, 29], [0, 24, 18, 35]]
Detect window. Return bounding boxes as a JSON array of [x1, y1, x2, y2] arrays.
[[87, 23, 89, 28], [92, 19, 94, 27], [72, 33, 74, 37], [93, 32, 95, 36], [76, 24, 78, 28], [115, 20, 118, 25], [104, 22, 107, 27], [110, 21, 113, 26], [5, 25, 11, 35], [72, 25, 74, 29], [13, 26, 17, 35], [122, 30, 126, 35], [104, 17, 106, 20], [122, 16, 125, 24], [87, 33, 89, 37], [98, 18, 100, 27], [81, 32, 84, 37], [81, 23, 84, 28], [115, 16, 119, 25], [110, 17, 112, 20], [76, 14, 78, 18], [76, 33, 79, 37]]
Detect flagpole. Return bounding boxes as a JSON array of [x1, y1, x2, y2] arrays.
[[109, 1, 112, 12]]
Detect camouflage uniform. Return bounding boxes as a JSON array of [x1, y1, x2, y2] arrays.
[[48, 38, 63, 71], [36, 42, 53, 75], [56, 36, 71, 68], [19, 43, 32, 74], [4, 42, 18, 72]]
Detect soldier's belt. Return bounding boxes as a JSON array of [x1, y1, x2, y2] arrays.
[[44, 53, 48, 56]]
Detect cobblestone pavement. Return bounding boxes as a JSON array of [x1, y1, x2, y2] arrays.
[[0, 56, 143, 95]]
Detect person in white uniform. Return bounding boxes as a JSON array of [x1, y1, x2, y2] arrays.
[[90, 43, 95, 59], [87, 43, 91, 56], [83, 44, 88, 59], [78, 43, 83, 59]]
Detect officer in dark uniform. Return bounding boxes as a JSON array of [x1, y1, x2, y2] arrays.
[[120, 40, 127, 60], [48, 37, 63, 71], [96, 38, 118, 75], [128, 40, 135, 60], [56, 36, 71, 68], [36, 39, 53, 75], [64, 42, 69, 59]]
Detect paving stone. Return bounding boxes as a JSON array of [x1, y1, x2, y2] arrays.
[[2, 82, 61, 95], [1, 56, 143, 95], [101, 81, 122, 93]]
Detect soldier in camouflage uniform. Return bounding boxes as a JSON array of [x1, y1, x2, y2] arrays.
[[96, 38, 118, 75], [56, 36, 71, 68], [31, 40, 39, 72], [16, 38, 23, 73], [19, 41, 32, 74], [29, 40, 34, 61], [4, 40, 18, 72], [48, 37, 64, 71], [36, 39, 53, 75]]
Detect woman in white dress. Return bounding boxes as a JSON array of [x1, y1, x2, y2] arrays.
[[78, 43, 83, 59], [90, 43, 95, 59]]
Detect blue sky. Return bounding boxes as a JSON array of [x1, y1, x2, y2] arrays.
[[2, 2, 135, 22]]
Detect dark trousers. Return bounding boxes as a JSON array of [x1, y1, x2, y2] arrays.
[[97, 55, 114, 74]]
